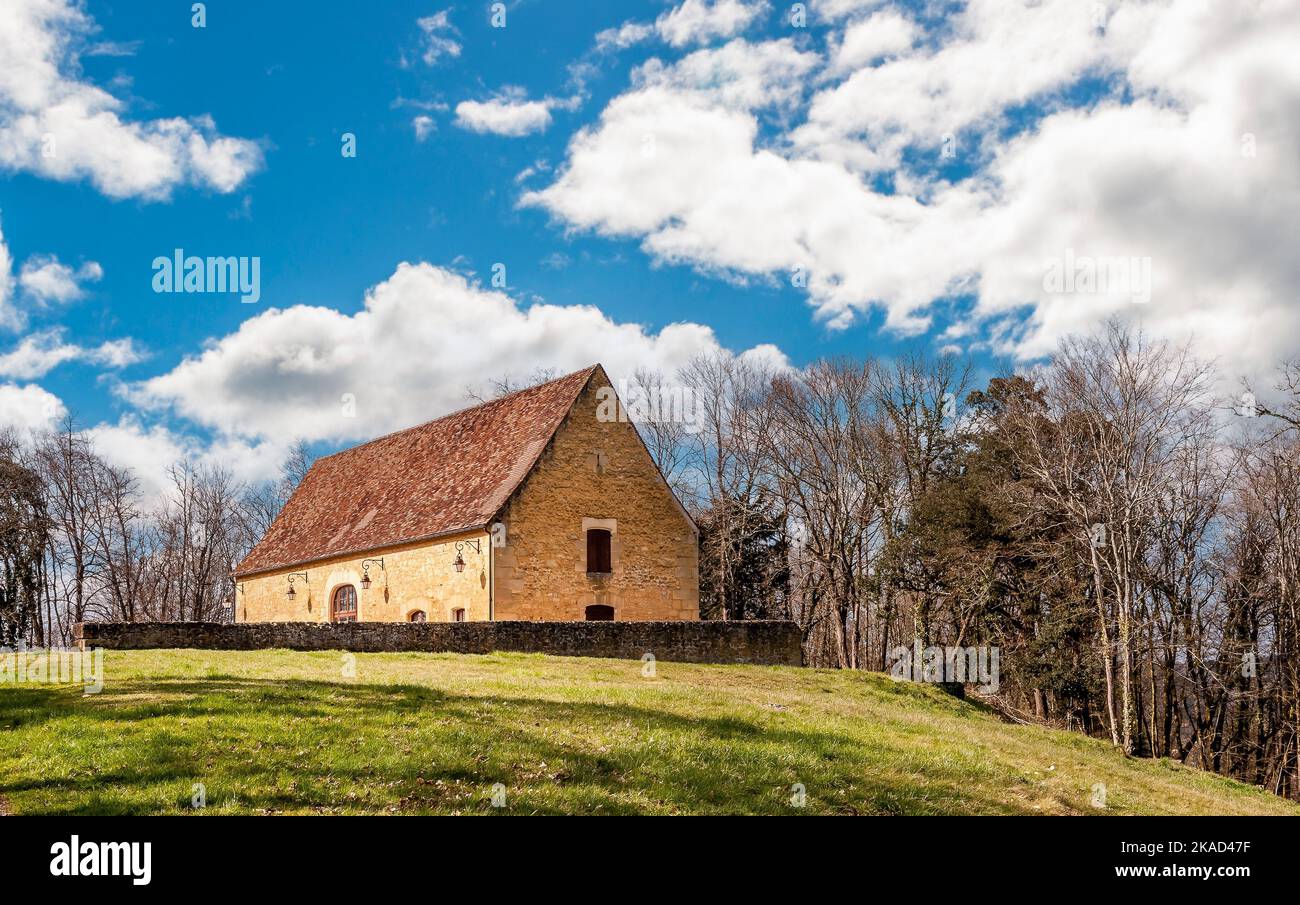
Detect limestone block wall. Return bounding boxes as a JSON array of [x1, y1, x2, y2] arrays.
[[236, 530, 491, 623], [492, 374, 699, 621]]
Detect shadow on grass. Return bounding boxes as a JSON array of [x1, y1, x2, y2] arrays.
[[0, 675, 1030, 816]]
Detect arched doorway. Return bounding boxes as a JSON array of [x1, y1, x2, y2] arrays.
[[331, 585, 358, 622], [585, 604, 614, 621]]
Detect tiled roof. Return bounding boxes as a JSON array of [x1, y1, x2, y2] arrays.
[[234, 365, 599, 577]]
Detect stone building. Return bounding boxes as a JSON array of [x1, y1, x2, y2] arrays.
[[233, 365, 699, 623]]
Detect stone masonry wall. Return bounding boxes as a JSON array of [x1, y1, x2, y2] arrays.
[[493, 372, 699, 621], [237, 530, 491, 624], [75, 620, 803, 666]]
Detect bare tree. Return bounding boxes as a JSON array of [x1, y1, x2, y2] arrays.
[[244, 439, 314, 539], [1004, 321, 1214, 754], [33, 419, 99, 644], [680, 352, 776, 621], [872, 351, 972, 650], [762, 358, 881, 666]]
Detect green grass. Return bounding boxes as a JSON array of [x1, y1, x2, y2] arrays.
[[0, 649, 1294, 815]]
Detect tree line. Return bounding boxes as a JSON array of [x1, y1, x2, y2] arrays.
[[645, 321, 1300, 799], [0, 427, 310, 647]]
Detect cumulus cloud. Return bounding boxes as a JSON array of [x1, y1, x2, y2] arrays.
[[828, 10, 917, 74], [526, 0, 1300, 380], [0, 382, 64, 434], [0, 218, 104, 329], [657, 0, 770, 48], [595, 21, 656, 53], [792, 0, 1116, 172], [87, 418, 288, 499], [0, 389, 288, 499], [524, 38, 970, 333], [17, 255, 102, 304], [0, 0, 263, 200], [454, 89, 554, 136], [0, 329, 143, 379], [633, 38, 819, 110], [126, 262, 786, 445], [597, 0, 769, 54]]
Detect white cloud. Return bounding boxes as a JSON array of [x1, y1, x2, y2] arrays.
[[595, 21, 655, 53], [0, 221, 15, 330], [17, 255, 102, 304], [592, 1, 770, 65], [416, 10, 461, 65], [793, 0, 1116, 172], [412, 114, 436, 142], [0, 217, 104, 330], [93, 337, 143, 369], [528, 0, 1300, 380], [523, 38, 972, 334], [88, 418, 287, 499], [455, 90, 554, 136], [828, 10, 917, 74], [0, 0, 262, 200], [0, 329, 143, 379], [634, 38, 819, 110], [514, 161, 551, 184], [126, 262, 787, 445], [657, 0, 770, 48], [0, 382, 64, 434], [812, 0, 885, 21]]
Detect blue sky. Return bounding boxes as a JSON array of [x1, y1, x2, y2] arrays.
[[4, 3, 912, 440], [1, 0, 1294, 491]]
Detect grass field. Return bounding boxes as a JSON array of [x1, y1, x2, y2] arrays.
[[0, 649, 1294, 815]]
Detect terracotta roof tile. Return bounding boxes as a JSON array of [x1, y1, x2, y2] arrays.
[[234, 365, 599, 577]]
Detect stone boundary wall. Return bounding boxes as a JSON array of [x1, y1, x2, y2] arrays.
[[74, 620, 804, 666]]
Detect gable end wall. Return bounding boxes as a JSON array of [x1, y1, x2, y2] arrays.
[[492, 373, 699, 621]]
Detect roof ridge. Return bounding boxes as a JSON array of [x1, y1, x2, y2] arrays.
[[313, 364, 600, 463]]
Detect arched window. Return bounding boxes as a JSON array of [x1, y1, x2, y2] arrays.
[[586, 528, 612, 574], [452, 608, 466, 622], [585, 604, 614, 621], [408, 610, 427, 623], [331, 585, 358, 622]]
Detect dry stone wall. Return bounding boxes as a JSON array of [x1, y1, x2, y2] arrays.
[[75, 620, 803, 666]]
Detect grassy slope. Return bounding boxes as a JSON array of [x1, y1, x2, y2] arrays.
[[0, 649, 1294, 816]]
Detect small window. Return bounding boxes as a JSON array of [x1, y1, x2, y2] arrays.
[[408, 610, 427, 623], [452, 608, 466, 622], [585, 604, 615, 621], [586, 528, 612, 574], [331, 585, 358, 622]]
